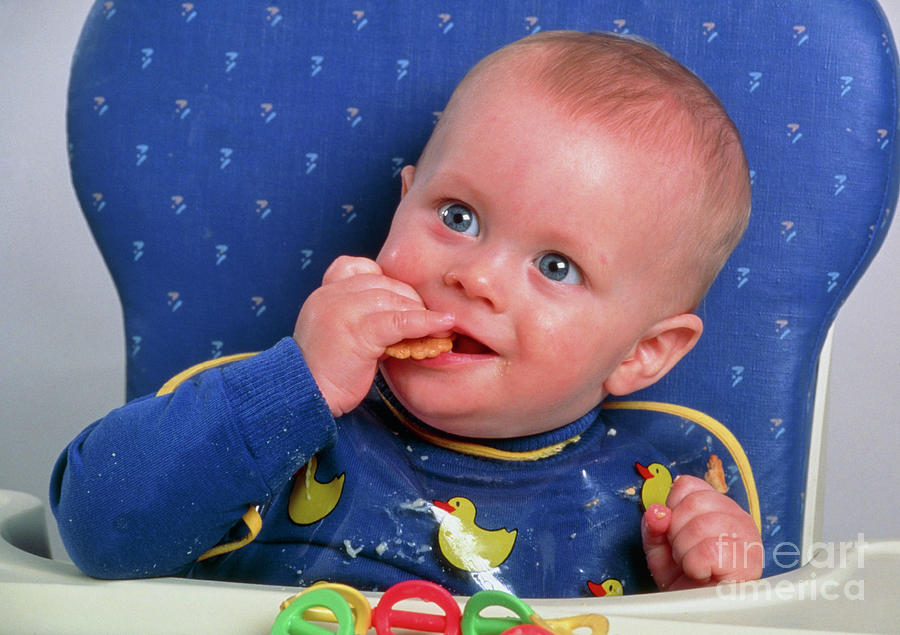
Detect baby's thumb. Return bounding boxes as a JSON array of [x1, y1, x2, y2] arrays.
[[641, 504, 677, 587], [642, 504, 671, 545]]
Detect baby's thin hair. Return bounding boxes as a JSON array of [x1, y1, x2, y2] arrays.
[[455, 31, 752, 310]]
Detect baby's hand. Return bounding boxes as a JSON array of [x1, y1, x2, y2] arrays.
[[294, 256, 455, 417], [641, 475, 762, 590]]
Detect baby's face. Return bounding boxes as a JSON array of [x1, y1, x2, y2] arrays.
[[377, 77, 678, 439]]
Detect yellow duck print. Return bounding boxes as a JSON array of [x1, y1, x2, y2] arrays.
[[634, 462, 673, 510], [587, 577, 624, 597], [289, 455, 345, 525], [432, 497, 517, 572]]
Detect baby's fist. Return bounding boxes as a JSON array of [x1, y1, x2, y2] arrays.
[[641, 475, 762, 590], [294, 256, 454, 417]]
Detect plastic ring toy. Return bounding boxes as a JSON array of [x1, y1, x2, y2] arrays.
[[461, 590, 537, 635], [271, 587, 356, 635], [541, 613, 610, 635], [282, 583, 372, 635], [373, 579, 462, 635]]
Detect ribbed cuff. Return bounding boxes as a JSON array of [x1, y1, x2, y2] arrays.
[[220, 337, 336, 486]]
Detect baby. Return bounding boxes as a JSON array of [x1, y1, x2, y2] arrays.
[[52, 31, 760, 597]]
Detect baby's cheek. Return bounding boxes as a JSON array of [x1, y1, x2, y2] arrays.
[[526, 315, 616, 391], [526, 311, 592, 359], [520, 318, 588, 380], [377, 238, 411, 277], [384, 230, 444, 289], [378, 247, 426, 289]]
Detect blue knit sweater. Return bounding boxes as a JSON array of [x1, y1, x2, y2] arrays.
[[51, 337, 667, 597]]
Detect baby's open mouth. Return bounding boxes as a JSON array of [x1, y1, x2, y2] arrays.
[[451, 333, 495, 355], [382, 332, 497, 361]]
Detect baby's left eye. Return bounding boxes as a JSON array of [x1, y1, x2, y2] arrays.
[[534, 253, 582, 285]]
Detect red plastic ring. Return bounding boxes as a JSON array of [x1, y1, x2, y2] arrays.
[[373, 580, 462, 635]]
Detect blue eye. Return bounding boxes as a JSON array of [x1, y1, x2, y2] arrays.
[[439, 203, 479, 235], [535, 253, 582, 285]]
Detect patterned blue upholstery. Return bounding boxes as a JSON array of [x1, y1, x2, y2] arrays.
[[68, 1, 898, 579]]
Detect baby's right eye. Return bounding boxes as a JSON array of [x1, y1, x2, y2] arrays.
[[439, 203, 479, 236]]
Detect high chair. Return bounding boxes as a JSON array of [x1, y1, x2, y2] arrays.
[[3, 0, 899, 632]]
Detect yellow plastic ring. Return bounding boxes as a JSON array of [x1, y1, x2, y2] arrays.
[[280, 583, 372, 635]]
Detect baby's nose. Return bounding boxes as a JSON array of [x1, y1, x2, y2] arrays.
[[443, 261, 506, 312]]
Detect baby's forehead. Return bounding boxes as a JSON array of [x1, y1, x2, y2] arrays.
[[444, 32, 748, 309], [434, 94, 696, 213], [426, 52, 709, 225]]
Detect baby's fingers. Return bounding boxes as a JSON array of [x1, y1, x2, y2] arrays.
[[665, 475, 716, 509], [666, 477, 745, 537], [641, 505, 680, 590], [322, 256, 423, 305], [368, 309, 456, 351], [668, 507, 763, 584], [677, 529, 763, 585], [670, 512, 744, 572], [322, 255, 382, 284]]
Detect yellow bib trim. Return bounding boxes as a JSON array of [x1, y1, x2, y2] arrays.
[[156, 352, 258, 396], [196, 506, 264, 562], [603, 400, 761, 531]]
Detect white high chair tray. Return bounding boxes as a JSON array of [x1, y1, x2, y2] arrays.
[[2, 490, 896, 634]]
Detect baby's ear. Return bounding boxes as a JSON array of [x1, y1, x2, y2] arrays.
[[603, 313, 703, 397], [400, 165, 416, 197]]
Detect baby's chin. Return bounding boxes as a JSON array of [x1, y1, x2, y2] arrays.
[[409, 412, 530, 440], [380, 373, 548, 440], [421, 414, 518, 439], [378, 366, 507, 438]]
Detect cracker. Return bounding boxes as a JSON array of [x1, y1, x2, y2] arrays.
[[384, 336, 454, 360], [704, 454, 729, 494]]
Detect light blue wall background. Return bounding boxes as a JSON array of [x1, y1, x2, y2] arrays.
[[2, 0, 898, 560]]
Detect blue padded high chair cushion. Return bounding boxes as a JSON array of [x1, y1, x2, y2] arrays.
[[68, 0, 898, 578]]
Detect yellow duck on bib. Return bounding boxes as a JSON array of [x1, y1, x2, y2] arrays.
[[432, 496, 517, 572], [587, 577, 624, 597], [634, 461, 673, 510], [289, 455, 345, 525]]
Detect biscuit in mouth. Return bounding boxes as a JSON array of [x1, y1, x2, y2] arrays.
[[384, 336, 455, 360]]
